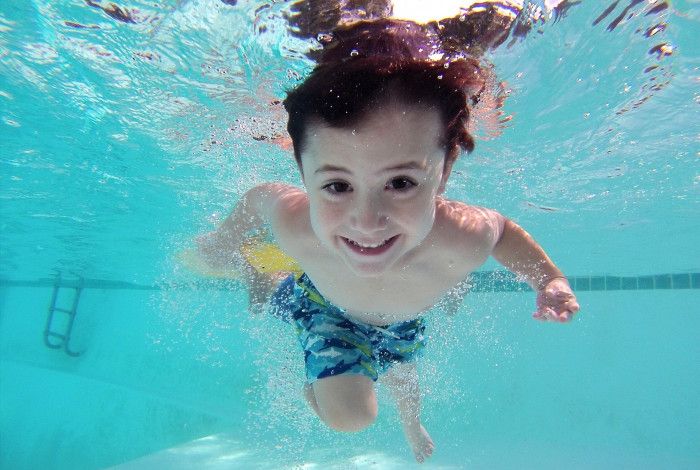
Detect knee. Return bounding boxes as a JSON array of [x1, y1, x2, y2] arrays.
[[312, 375, 377, 432], [321, 402, 377, 432]]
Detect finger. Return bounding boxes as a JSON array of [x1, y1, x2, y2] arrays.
[[547, 306, 562, 320], [557, 311, 571, 322], [553, 312, 569, 322], [557, 300, 579, 317], [533, 308, 553, 321], [554, 290, 574, 299], [567, 300, 580, 313], [534, 307, 556, 322], [550, 297, 576, 315]]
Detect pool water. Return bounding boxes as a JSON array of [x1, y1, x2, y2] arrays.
[[1, 1, 698, 469]]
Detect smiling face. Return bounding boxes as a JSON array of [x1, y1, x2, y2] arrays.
[[300, 101, 450, 277]]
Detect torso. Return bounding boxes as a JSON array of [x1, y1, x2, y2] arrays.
[[270, 187, 503, 326]]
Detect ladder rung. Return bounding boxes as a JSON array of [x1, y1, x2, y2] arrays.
[[53, 307, 74, 314], [44, 278, 84, 356]]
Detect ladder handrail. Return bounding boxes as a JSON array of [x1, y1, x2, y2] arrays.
[[44, 272, 85, 356]]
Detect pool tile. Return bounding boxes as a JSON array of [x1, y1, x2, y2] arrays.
[[638, 276, 654, 289], [605, 276, 621, 290], [590, 276, 606, 291], [691, 273, 700, 289], [654, 274, 672, 289], [672, 273, 690, 289], [577, 277, 591, 291], [5, 271, 700, 293]]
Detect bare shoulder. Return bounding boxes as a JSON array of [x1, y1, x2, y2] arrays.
[[260, 183, 312, 247], [265, 184, 307, 220], [435, 198, 505, 249], [249, 183, 305, 216]]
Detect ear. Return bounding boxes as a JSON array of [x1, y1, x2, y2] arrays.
[[438, 159, 454, 194]]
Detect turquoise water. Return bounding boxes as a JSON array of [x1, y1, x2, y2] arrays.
[[1, 1, 699, 468]]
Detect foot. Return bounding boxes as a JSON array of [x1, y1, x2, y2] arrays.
[[402, 421, 435, 463]]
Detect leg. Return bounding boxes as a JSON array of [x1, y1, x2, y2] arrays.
[[302, 374, 377, 432], [302, 382, 321, 417], [380, 362, 435, 463], [290, 281, 379, 431]]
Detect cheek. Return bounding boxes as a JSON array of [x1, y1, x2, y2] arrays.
[[309, 200, 344, 236], [415, 201, 436, 228], [397, 192, 437, 231]]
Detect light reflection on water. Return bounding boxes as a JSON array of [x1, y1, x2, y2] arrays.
[[1, 1, 690, 281]]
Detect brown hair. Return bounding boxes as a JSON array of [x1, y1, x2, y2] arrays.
[[283, 19, 489, 167]]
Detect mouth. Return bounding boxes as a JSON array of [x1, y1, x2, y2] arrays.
[[341, 235, 399, 256]]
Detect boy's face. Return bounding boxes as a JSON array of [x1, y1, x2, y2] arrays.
[[300, 102, 450, 277]]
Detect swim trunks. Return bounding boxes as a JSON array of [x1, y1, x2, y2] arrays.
[[269, 273, 427, 383]]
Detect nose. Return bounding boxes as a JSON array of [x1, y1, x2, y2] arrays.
[[349, 193, 389, 234]]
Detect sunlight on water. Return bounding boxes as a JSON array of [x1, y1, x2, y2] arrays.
[[1, 0, 689, 281]]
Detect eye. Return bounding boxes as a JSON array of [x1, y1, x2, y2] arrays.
[[322, 181, 352, 194], [386, 177, 417, 191]]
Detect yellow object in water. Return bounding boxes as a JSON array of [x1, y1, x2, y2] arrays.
[[240, 240, 302, 274], [177, 238, 302, 279]]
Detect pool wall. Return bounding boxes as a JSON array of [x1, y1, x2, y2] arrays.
[[0, 284, 252, 469], [1, 282, 699, 469]]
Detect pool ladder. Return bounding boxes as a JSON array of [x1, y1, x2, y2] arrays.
[[44, 272, 83, 356]]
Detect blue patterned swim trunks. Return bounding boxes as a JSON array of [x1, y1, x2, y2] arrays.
[[269, 273, 427, 383]]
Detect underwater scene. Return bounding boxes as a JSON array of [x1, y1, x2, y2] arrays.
[[1, 1, 698, 468]]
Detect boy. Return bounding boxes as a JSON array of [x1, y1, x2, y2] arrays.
[[195, 21, 580, 463]]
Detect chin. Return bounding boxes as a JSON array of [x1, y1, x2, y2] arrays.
[[345, 261, 389, 278], [335, 236, 406, 278]]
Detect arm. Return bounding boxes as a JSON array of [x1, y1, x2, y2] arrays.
[[193, 183, 297, 314], [492, 218, 580, 322], [195, 183, 290, 271]]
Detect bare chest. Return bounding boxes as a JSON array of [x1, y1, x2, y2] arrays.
[[301, 255, 472, 325]]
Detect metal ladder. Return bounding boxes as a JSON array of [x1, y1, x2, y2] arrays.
[[44, 272, 84, 356]]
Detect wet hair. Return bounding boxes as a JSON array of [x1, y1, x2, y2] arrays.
[[283, 19, 488, 168]]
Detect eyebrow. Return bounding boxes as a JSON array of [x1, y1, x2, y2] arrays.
[[314, 161, 427, 175]]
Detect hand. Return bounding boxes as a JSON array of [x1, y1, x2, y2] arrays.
[[243, 266, 289, 316], [534, 277, 580, 322], [194, 232, 228, 268]]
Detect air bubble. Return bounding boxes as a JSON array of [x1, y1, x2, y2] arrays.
[[350, 49, 359, 57]]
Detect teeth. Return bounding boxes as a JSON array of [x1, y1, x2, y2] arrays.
[[348, 238, 388, 249]]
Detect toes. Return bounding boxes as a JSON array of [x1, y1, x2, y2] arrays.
[[413, 443, 435, 463]]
